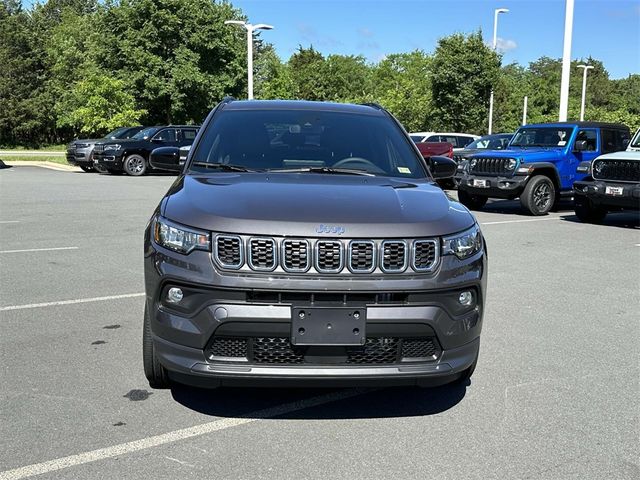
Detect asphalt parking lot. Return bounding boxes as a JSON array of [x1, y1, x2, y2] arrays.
[[1, 166, 638, 480]]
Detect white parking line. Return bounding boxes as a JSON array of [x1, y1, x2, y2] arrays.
[[0, 246, 78, 254], [0, 388, 371, 480], [480, 217, 560, 225], [0, 293, 145, 312], [0, 221, 20, 224]]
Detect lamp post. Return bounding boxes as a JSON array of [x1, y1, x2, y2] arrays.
[[224, 20, 274, 100], [558, 0, 575, 121], [577, 64, 594, 121], [488, 8, 509, 135]]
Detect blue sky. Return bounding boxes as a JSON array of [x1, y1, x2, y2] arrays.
[[233, 0, 640, 79]]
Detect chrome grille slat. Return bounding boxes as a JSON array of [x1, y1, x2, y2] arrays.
[[348, 240, 375, 273], [248, 238, 276, 271], [214, 235, 243, 269], [315, 241, 343, 273], [412, 240, 439, 272], [282, 239, 311, 273], [380, 240, 408, 273]]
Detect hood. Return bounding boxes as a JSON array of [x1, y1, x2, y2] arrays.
[[162, 173, 475, 238], [71, 138, 101, 145], [470, 147, 565, 163], [98, 138, 141, 146]]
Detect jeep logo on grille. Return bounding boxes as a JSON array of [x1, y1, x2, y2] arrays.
[[316, 224, 345, 235]]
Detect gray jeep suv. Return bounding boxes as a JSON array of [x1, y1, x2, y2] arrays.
[[143, 99, 487, 389]]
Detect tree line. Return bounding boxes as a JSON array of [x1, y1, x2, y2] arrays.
[[1, 0, 638, 147]]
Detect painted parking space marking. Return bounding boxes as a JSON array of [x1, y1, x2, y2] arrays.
[[0, 221, 21, 224], [0, 388, 372, 480], [480, 217, 560, 225], [0, 293, 145, 312], [0, 246, 78, 254]]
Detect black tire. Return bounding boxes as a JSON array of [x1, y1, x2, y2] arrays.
[[520, 175, 555, 216], [143, 305, 171, 389], [94, 163, 108, 174], [458, 188, 488, 210], [574, 198, 607, 223], [79, 165, 94, 172], [123, 154, 147, 176]]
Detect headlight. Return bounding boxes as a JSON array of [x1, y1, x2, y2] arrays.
[[442, 224, 483, 259], [104, 144, 121, 151], [76, 143, 90, 149], [506, 158, 517, 170], [517, 165, 532, 174], [153, 216, 210, 254]]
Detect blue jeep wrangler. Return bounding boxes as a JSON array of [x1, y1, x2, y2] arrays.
[[457, 122, 631, 215]]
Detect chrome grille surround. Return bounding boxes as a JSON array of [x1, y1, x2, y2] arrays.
[[281, 239, 311, 273], [214, 235, 244, 269], [212, 236, 441, 275], [248, 237, 277, 272], [411, 239, 439, 273], [380, 240, 408, 273], [347, 240, 376, 273]]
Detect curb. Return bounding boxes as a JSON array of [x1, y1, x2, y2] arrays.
[[2, 161, 81, 172]]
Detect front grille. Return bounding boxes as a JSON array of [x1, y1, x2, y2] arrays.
[[94, 144, 104, 153], [349, 241, 375, 273], [401, 338, 438, 359], [592, 159, 640, 182], [207, 336, 441, 365], [208, 337, 247, 359], [282, 240, 311, 272], [412, 240, 438, 271], [215, 235, 243, 268], [471, 157, 513, 176], [253, 337, 305, 364], [315, 241, 343, 272], [381, 241, 407, 272], [248, 238, 276, 271]]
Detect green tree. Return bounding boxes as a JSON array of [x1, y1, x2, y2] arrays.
[[430, 31, 501, 134], [287, 45, 328, 101]]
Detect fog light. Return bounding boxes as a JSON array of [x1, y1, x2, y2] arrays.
[[167, 287, 183, 304], [458, 291, 473, 306]]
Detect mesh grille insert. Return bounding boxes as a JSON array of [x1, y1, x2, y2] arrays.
[[316, 241, 343, 272], [215, 236, 242, 268], [349, 241, 375, 272], [208, 337, 248, 359], [413, 240, 437, 271], [283, 240, 310, 272], [593, 159, 640, 182], [381, 241, 407, 272], [347, 338, 400, 364], [249, 238, 276, 270], [401, 338, 438, 358], [253, 337, 305, 364]]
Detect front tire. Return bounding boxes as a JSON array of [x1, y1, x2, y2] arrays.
[[458, 188, 488, 210], [520, 175, 555, 216], [143, 305, 171, 389], [574, 198, 607, 223], [123, 154, 147, 176]]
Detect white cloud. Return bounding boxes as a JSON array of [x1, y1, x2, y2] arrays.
[[495, 37, 517, 53]]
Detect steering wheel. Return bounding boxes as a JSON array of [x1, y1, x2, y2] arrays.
[[332, 157, 386, 174]]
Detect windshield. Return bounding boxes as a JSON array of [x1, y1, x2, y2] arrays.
[[132, 127, 158, 140], [410, 135, 425, 143], [105, 127, 128, 139], [510, 127, 574, 147], [631, 130, 640, 148], [190, 110, 427, 178], [467, 135, 512, 150]]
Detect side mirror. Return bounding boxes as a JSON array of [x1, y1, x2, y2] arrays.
[[574, 140, 587, 151], [428, 155, 457, 179], [150, 147, 181, 172]]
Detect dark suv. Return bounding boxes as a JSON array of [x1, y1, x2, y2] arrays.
[[66, 126, 144, 172], [143, 99, 486, 389], [93, 125, 199, 176]]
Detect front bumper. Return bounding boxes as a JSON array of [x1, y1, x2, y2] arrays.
[[458, 173, 528, 199], [144, 237, 487, 388], [66, 148, 94, 167], [574, 180, 640, 210], [94, 151, 124, 170]]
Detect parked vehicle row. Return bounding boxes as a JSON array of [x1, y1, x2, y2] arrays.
[[66, 126, 145, 172], [410, 131, 480, 150]]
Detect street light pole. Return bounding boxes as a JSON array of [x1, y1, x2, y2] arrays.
[[577, 64, 594, 121], [558, 0, 575, 121], [224, 20, 274, 100], [488, 8, 509, 135]]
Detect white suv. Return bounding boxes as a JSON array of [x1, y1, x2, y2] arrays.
[[627, 128, 640, 151], [410, 132, 480, 151]]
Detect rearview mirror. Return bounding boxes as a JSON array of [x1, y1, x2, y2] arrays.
[[428, 156, 457, 179], [150, 147, 181, 172], [574, 140, 588, 151]]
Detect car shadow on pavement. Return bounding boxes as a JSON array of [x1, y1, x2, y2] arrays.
[[560, 212, 640, 229], [170, 381, 468, 419]]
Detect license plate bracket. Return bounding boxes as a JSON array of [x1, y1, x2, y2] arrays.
[[605, 186, 623, 196], [473, 179, 489, 188], [291, 307, 366, 346]]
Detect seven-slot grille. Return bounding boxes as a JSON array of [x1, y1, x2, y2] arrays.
[[349, 241, 375, 273], [381, 241, 407, 272], [592, 159, 640, 182], [215, 235, 243, 268], [248, 238, 276, 271], [213, 236, 442, 274], [93, 144, 104, 153], [282, 239, 310, 272], [315, 241, 343, 272], [470, 157, 514, 175]]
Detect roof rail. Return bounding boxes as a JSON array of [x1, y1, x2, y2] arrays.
[[360, 102, 383, 110], [221, 96, 236, 104]]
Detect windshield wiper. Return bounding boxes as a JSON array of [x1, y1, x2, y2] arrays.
[[267, 167, 375, 176], [191, 162, 259, 172]]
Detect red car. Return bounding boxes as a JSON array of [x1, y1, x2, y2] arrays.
[[416, 141, 454, 159]]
